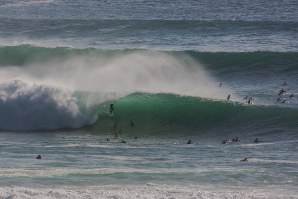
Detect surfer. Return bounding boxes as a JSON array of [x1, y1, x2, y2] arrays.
[[227, 95, 231, 101], [278, 88, 286, 96], [220, 137, 228, 144], [232, 137, 240, 142], [254, 138, 262, 143], [289, 94, 294, 98], [109, 103, 114, 115], [219, 82, 222, 87], [36, 155, 42, 159], [240, 157, 248, 162], [121, 140, 127, 144], [281, 99, 286, 103], [246, 99, 251, 105], [187, 139, 192, 144]]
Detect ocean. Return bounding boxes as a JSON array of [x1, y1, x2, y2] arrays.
[[0, 0, 298, 198]]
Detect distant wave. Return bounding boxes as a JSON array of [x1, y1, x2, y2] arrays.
[[0, 45, 297, 74], [1, 18, 297, 28], [0, 18, 297, 51]]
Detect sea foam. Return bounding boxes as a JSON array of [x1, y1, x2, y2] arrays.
[[0, 80, 88, 130]]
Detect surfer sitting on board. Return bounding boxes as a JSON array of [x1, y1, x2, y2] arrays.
[[220, 137, 228, 144], [232, 137, 240, 142], [109, 103, 114, 116]]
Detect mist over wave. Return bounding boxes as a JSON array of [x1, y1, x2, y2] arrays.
[[0, 45, 231, 98]]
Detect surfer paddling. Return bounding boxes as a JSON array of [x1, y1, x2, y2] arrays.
[[232, 137, 240, 142], [254, 138, 263, 143], [187, 139, 192, 144]]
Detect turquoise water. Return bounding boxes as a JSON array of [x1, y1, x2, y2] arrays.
[[0, 0, 298, 198]]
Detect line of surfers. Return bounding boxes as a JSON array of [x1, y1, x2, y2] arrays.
[[227, 82, 294, 104], [185, 137, 262, 145], [226, 94, 254, 104], [186, 137, 261, 163], [223, 81, 296, 105], [35, 136, 258, 162], [220, 83, 253, 105], [219, 137, 262, 144]]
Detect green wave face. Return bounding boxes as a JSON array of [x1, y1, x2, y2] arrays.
[[0, 45, 297, 133], [91, 93, 298, 137]]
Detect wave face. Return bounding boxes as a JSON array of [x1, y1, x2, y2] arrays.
[[0, 45, 297, 133], [92, 93, 298, 137]]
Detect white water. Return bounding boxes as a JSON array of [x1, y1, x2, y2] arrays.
[[0, 184, 297, 199]]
